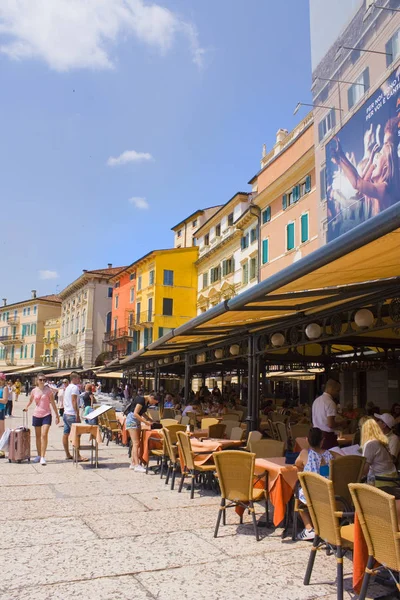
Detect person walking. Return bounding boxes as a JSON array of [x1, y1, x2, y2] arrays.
[[24, 373, 59, 465], [126, 392, 159, 472], [57, 379, 68, 426], [311, 379, 341, 449], [62, 372, 87, 462], [0, 374, 9, 439], [13, 378, 21, 403], [24, 380, 30, 396], [5, 380, 13, 418]]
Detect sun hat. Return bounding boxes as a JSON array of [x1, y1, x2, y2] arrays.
[[374, 413, 395, 429]]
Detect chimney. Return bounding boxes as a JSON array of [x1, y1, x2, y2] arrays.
[[107, 263, 112, 268], [276, 128, 288, 144], [83, 269, 88, 273], [31, 290, 37, 299], [2, 299, 6, 307]]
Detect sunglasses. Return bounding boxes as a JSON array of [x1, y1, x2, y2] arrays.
[[38, 378, 46, 382]]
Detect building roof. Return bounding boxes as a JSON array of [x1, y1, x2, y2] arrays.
[[0, 294, 62, 310], [109, 247, 198, 283], [59, 266, 126, 299], [194, 193, 251, 237], [170, 206, 223, 231]]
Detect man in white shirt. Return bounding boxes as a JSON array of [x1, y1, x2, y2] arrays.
[[312, 379, 341, 449], [62, 372, 87, 461], [375, 412, 400, 461]]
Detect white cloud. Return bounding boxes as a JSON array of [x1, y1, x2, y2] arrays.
[[129, 197, 149, 209], [0, 0, 205, 71], [39, 270, 59, 280], [107, 150, 153, 167]]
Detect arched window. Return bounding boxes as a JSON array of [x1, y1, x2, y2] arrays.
[[78, 356, 83, 366], [66, 318, 69, 335], [76, 312, 80, 333], [62, 320, 65, 337], [72, 357, 76, 367], [71, 316, 74, 334], [106, 311, 111, 333], [82, 309, 86, 332]]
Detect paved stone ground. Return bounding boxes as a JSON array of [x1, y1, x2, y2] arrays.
[[0, 403, 396, 600]]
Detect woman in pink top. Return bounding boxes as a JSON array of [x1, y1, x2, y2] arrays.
[[24, 373, 59, 465]]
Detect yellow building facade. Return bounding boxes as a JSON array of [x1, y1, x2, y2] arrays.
[[134, 247, 198, 350], [41, 318, 60, 366]]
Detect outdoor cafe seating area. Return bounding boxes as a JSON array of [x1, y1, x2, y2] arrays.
[[83, 398, 400, 600]]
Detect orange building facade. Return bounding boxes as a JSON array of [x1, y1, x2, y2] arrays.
[[250, 113, 319, 281], [104, 268, 137, 360]]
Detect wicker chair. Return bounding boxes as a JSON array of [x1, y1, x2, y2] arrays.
[[176, 431, 217, 499], [249, 439, 284, 458], [163, 423, 186, 445], [145, 434, 167, 477], [208, 423, 226, 438], [201, 417, 219, 430], [147, 408, 160, 422], [293, 454, 366, 540], [275, 421, 288, 447], [298, 472, 354, 600], [181, 416, 190, 426], [246, 430, 262, 450], [163, 427, 182, 490], [230, 426, 245, 441], [160, 418, 179, 427], [222, 420, 240, 438], [104, 408, 122, 445], [223, 413, 240, 422], [290, 423, 311, 440], [213, 450, 267, 541], [161, 408, 175, 419], [349, 483, 400, 599]]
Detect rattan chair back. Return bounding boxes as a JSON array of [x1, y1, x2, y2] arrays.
[[246, 430, 262, 449], [230, 426, 245, 441], [208, 423, 227, 438], [349, 483, 400, 571], [163, 427, 178, 463], [330, 455, 366, 508], [201, 417, 219, 430], [298, 472, 343, 547], [180, 416, 190, 426], [223, 413, 240, 422], [147, 409, 160, 422], [290, 423, 311, 439], [222, 420, 240, 438], [160, 418, 179, 427], [163, 424, 186, 445], [214, 450, 256, 503], [275, 421, 288, 445], [161, 408, 175, 419], [249, 439, 284, 458], [176, 431, 195, 470]]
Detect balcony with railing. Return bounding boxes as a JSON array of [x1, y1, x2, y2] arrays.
[[7, 316, 19, 326], [103, 327, 133, 343], [6, 359, 16, 366], [58, 333, 77, 350], [135, 311, 155, 326], [0, 335, 24, 345]]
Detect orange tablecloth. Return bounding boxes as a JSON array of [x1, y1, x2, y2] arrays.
[[116, 412, 128, 445], [353, 514, 369, 594], [254, 457, 298, 527], [69, 423, 102, 448], [294, 434, 354, 452], [141, 429, 163, 464]]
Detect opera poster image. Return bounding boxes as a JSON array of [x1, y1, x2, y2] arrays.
[[326, 68, 400, 241]]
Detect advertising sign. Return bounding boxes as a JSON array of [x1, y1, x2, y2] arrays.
[[326, 68, 400, 241]]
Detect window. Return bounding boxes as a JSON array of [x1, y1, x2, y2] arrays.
[[76, 313, 80, 332], [20, 345, 23, 358], [210, 266, 221, 283], [149, 270, 155, 285], [240, 233, 249, 250], [320, 167, 327, 200], [33, 306, 37, 315], [143, 327, 153, 347], [66, 319, 69, 335], [137, 275, 142, 291], [114, 281, 120, 288], [136, 302, 141, 324], [350, 48, 361, 65], [130, 273, 135, 281], [348, 68, 369, 110], [147, 298, 153, 320], [250, 228, 258, 244], [202, 272, 208, 289], [71, 317, 74, 333], [242, 262, 249, 285], [24, 345, 27, 359], [204, 233, 209, 246], [108, 287, 113, 298], [113, 318, 118, 333], [386, 28, 400, 66], [286, 222, 295, 251], [163, 270, 174, 286], [215, 223, 221, 237], [115, 295, 119, 309], [82, 309, 86, 331], [158, 327, 164, 338], [228, 213, 234, 226], [162, 298, 173, 316], [318, 109, 336, 142], [262, 239, 269, 264], [305, 174, 311, 193], [282, 194, 287, 210], [27, 307, 30, 315], [262, 206, 271, 224], [30, 344, 34, 359], [130, 288, 134, 303], [249, 257, 257, 280], [177, 229, 182, 237], [192, 219, 197, 227], [301, 213, 309, 243], [222, 258, 234, 276]]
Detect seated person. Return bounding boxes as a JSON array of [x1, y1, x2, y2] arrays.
[[374, 412, 400, 461], [164, 394, 174, 408], [391, 402, 400, 425], [295, 427, 338, 541], [362, 418, 397, 486]]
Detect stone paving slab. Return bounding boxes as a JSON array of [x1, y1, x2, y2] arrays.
[[0, 483, 55, 501], [7, 575, 155, 600], [2, 516, 96, 549]]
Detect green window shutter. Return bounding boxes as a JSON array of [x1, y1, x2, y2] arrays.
[[262, 209, 268, 224], [158, 327, 164, 338], [305, 175, 311, 193], [293, 185, 300, 202], [262, 239, 269, 264], [287, 223, 295, 251], [282, 194, 287, 210], [301, 214, 309, 243], [222, 261, 226, 277], [266, 206, 271, 221]]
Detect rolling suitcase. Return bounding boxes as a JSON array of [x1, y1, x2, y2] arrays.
[[8, 413, 30, 463]]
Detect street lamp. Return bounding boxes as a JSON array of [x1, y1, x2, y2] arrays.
[[293, 102, 343, 115], [335, 45, 392, 61]]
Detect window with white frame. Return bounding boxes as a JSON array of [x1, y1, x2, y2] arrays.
[[115, 295, 119, 309], [318, 109, 336, 143], [386, 29, 400, 67], [348, 68, 369, 110], [130, 288, 134, 303], [242, 261, 249, 285]]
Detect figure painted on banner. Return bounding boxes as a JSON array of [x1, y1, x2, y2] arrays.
[[24, 373, 60, 465]]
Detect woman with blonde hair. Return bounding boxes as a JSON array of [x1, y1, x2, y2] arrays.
[[361, 418, 397, 487]]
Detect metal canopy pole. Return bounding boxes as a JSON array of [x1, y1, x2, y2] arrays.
[[184, 353, 190, 405], [246, 335, 256, 433]]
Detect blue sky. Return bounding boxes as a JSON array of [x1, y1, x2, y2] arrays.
[[0, 0, 311, 303]]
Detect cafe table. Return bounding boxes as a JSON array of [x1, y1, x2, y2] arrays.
[[69, 423, 102, 468], [116, 412, 128, 446], [141, 428, 163, 465], [254, 457, 298, 528]]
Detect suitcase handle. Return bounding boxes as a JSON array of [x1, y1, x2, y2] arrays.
[[22, 410, 29, 429]]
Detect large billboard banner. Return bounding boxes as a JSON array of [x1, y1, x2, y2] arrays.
[[326, 67, 400, 241]]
